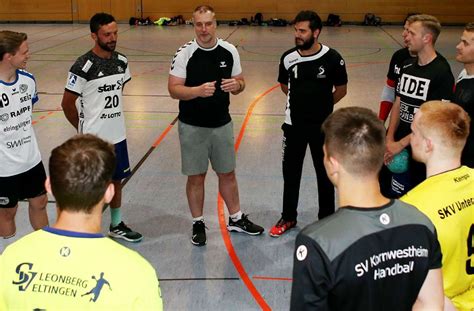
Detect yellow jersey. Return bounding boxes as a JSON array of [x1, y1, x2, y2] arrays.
[[402, 166, 474, 311], [0, 227, 163, 310]]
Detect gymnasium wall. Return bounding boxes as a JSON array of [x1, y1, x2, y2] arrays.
[[0, 0, 473, 24], [142, 0, 474, 24]]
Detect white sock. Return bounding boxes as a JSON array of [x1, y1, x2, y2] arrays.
[[193, 216, 204, 223], [230, 211, 243, 222]]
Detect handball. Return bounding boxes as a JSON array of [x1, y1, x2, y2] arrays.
[[386, 149, 409, 174]]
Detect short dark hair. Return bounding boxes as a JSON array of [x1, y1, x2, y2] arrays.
[[465, 22, 474, 32], [90, 13, 116, 33], [49, 134, 116, 213], [322, 107, 385, 176], [0, 31, 27, 61], [293, 10, 322, 32]]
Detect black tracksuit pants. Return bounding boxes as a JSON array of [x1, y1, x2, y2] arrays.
[[281, 124, 335, 221]]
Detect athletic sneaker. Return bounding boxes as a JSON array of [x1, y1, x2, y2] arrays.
[[269, 218, 297, 237], [227, 214, 264, 235], [109, 221, 143, 242], [192, 220, 206, 246]]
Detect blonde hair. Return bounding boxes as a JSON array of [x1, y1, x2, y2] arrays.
[[407, 14, 441, 44]]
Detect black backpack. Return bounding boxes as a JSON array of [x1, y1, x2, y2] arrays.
[[364, 13, 381, 26], [326, 14, 342, 27], [364, 13, 375, 25], [254, 13, 263, 25]]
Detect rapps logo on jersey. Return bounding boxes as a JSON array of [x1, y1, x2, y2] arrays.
[[67, 74, 78, 88], [398, 74, 430, 101], [220, 61, 227, 68]]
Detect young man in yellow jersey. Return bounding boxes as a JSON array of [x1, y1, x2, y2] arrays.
[[0, 134, 162, 310], [402, 101, 473, 311]]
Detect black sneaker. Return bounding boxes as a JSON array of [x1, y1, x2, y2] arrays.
[[227, 214, 264, 235], [192, 220, 207, 246], [109, 221, 143, 243]]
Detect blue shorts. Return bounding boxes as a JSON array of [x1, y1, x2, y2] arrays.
[[113, 139, 131, 181], [0, 162, 47, 208]]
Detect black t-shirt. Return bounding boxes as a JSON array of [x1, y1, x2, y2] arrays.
[[454, 69, 474, 167], [395, 55, 454, 140], [278, 44, 347, 128], [170, 39, 242, 128], [290, 200, 442, 311], [387, 47, 414, 83]]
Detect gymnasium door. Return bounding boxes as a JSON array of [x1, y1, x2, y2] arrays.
[[74, 0, 141, 23]]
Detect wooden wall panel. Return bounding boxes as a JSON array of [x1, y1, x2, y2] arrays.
[[76, 0, 111, 22], [0, 0, 72, 22], [141, 0, 474, 24], [112, 0, 140, 22], [0, 0, 473, 24], [76, 0, 138, 23], [0, 0, 138, 23]]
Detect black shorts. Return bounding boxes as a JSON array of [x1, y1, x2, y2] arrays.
[[0, 162, 47, 208], [113, 139, 131, 181]]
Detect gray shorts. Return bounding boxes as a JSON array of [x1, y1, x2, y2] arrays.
[[178, 121, 236, 175]]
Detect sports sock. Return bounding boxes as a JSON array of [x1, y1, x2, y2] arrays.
[[230, 211, 243, 222], [193, 216, 204, 223], [110, 208, 122, 227]]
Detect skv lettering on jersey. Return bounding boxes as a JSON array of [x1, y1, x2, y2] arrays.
[[398, 74, 430, 101]]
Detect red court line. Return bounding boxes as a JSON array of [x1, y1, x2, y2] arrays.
[[252, 276, 293, 282], [32, 110, 55, 125], [218, 84, 280, 311]]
